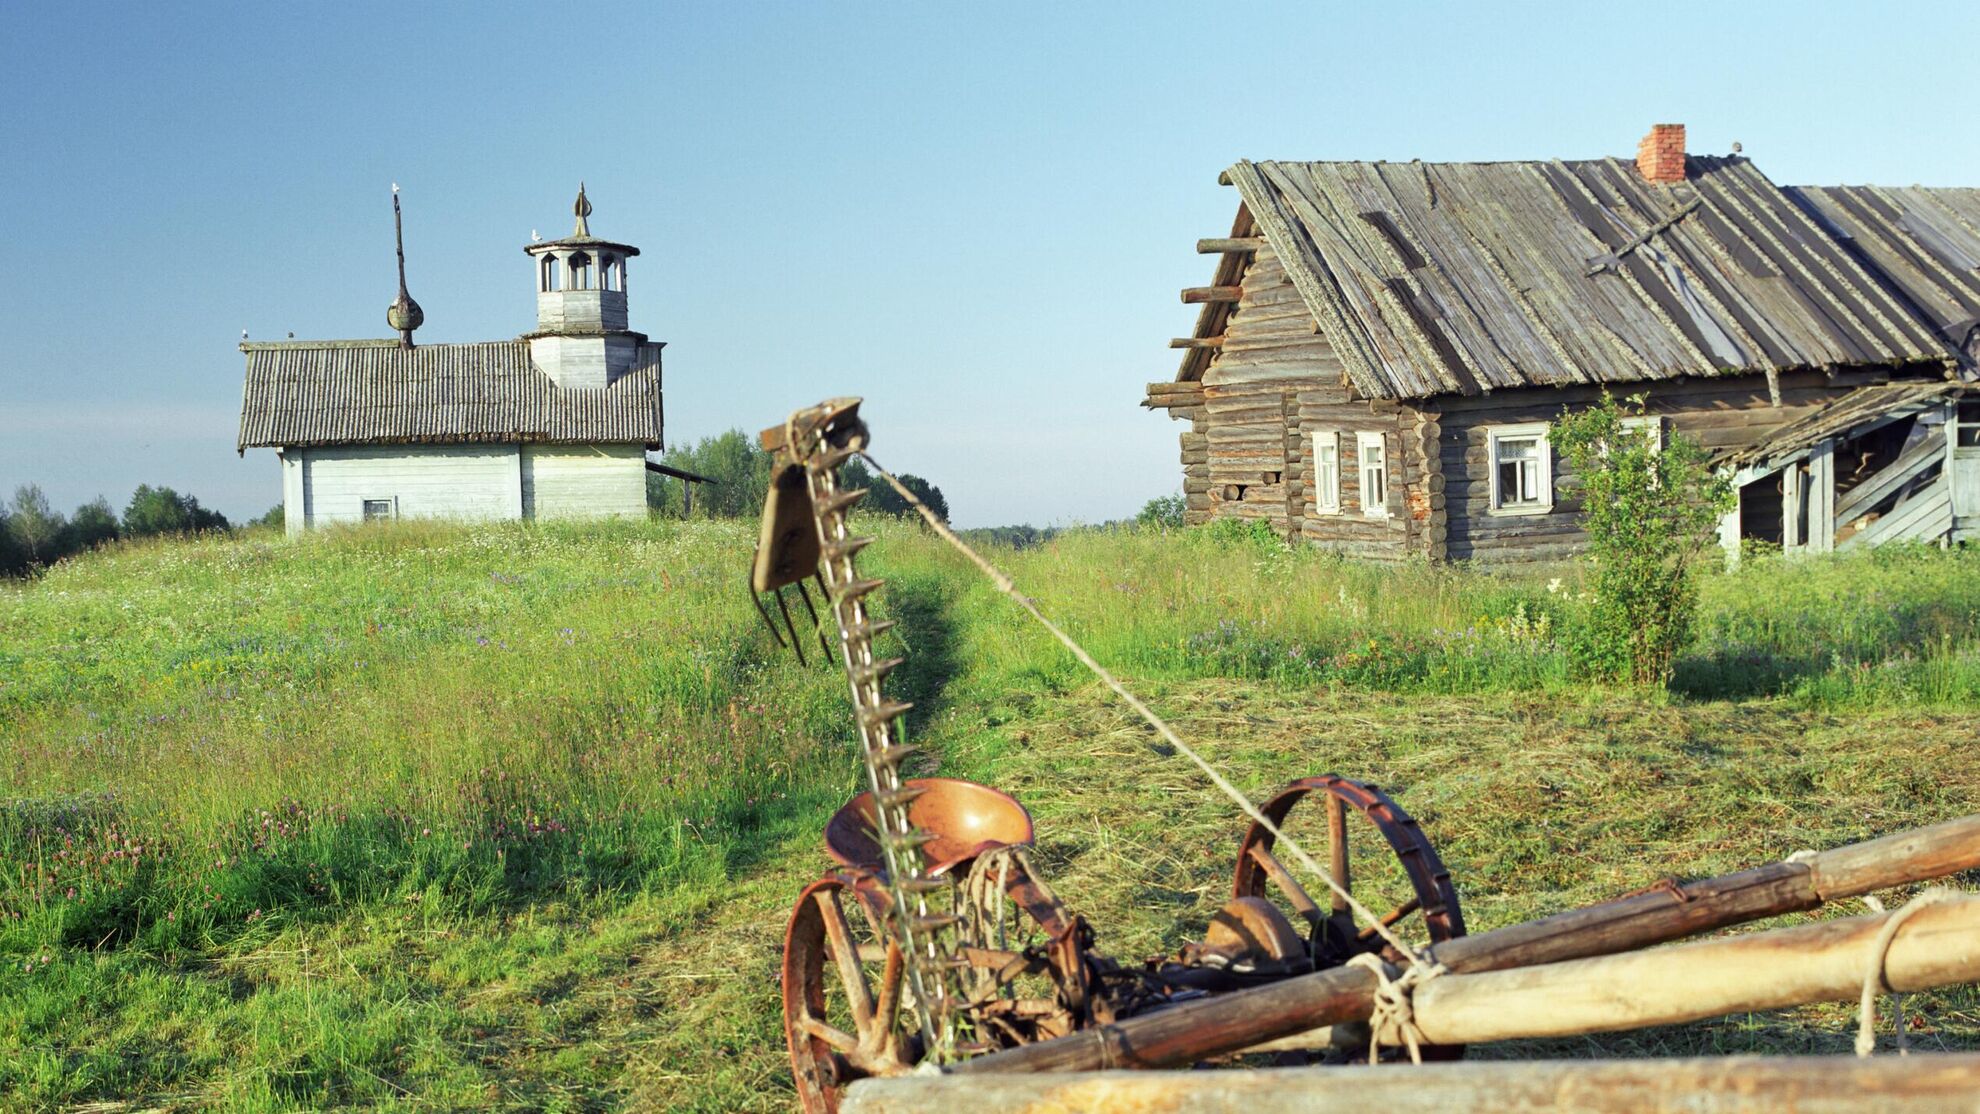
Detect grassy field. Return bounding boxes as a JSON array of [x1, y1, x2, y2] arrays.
[[2, 520, 1978, 1110]]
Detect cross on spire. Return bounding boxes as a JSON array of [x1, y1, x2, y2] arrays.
[[574, 182, 592, 238]]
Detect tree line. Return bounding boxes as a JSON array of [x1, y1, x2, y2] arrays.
[[0, 484, 242, 575]]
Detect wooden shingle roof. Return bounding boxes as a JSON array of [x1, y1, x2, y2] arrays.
[[1786, 185, 1980, 362], [1211, 157, 1954, 400], [236, 340, 662, 451]]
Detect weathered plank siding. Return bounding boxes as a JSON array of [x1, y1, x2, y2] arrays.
[[1434, 371, 1856, 565], [294, 444, 524, 528], [520, 444, 647, 520]]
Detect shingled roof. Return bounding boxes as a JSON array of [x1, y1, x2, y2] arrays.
[[236, 340, 663, 451], [1786, 185, 1980, 362], [1206, 157, 1955, 400]]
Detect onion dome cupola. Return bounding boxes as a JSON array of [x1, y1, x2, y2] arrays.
[[522, 184, 646, 389]]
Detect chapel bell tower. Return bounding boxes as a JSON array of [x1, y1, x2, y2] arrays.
[[523, 184, 646, 388]]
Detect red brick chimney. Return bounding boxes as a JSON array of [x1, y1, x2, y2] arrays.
[[1637, 123, 1687, 184]]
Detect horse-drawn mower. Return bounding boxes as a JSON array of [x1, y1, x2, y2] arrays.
[[750, 398, 1980, 1113]]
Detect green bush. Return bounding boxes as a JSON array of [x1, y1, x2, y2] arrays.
[[1553, 393, 1733, 684]]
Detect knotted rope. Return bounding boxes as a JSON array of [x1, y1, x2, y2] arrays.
[[1856, 887, 1957, 1057], [1345, 953, 1447, 1064], [862, 455, 1447, 1017]]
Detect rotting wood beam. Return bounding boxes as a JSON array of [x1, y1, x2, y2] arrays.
[[1197, 237, 1265, 254], [844, 1053, 1980, 1113], [1181, 286, 1243, 304]]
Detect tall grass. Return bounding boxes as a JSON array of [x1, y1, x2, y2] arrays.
[[0, 520, 855, 961], [5, 518, 1980, 1106]]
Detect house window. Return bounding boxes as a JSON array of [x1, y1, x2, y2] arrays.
[[362, 498, 395, 522], [1356, 432, 1388, 517], [1312, 432, 1340, 514], [569, 252, 593, 290], [540, 254, 560, 292], [1622, 415, 1662, 451], [1488, 423, 1552, 514]]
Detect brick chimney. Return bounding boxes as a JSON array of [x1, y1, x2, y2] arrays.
[[1637, 123, 1687, 184]]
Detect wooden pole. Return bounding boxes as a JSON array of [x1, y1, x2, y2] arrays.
[[1168, 337, 1226, 349], [844, 1053, 1980, 1113], [951, 815, 1980, 1075], [1197, 237, 1265, 254], [1413, 893, 1980, 1045]]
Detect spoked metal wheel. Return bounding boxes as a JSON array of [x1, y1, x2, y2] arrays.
[[782, 873, 917, 1114], [1232, 775, 1466, 1060], [1234, 775, 1464, 964]]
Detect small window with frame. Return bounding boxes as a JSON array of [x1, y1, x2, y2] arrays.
[[1312, 431, 1341, 514], [362, 498, 396, 522], [1488, 423, 1552, 514], [1356, 431, 1388, 517]]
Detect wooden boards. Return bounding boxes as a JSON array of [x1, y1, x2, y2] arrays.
[[844, 1053, 1980, 1113]]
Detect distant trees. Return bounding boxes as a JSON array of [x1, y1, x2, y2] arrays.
[[840, 458, 949, 522], [646, 429, 775, 519], [6, 486, 64, 565], [123, 485, 230, 537], [1137, 493, 1185, 530], [0, 482, 233, 576]]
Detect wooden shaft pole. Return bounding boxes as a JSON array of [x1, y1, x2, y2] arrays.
[[952, 815, 1980, 1075], [1168, 336, 1226, 349], [1196, 237, 1265, 254], [845, 1053, 1980, 1113], [1411, 894, 1980, 1045]]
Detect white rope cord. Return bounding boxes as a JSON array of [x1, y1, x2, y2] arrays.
[[860, 453, 1437, 975], [1345, 953, 1445, 1064], [1856, 887, 1956, 1057]]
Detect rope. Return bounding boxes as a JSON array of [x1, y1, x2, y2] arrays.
[[1856, 887, 1956, 1057], [858, 452, 1438, 979], [1345, 953, 1446, 1064]]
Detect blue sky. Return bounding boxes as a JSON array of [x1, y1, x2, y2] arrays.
[[4, 1, 1977, 527]]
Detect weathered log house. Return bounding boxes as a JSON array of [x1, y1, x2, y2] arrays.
[[1145, 125, 1980, 564]]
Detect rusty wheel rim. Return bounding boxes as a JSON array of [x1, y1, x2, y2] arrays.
[[782, 872, 915, 1112], [1231, 775, 1466, 1061]]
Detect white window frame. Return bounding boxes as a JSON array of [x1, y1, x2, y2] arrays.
[[361, 497, 398, 522], [1356, 431, 1389, 518], [1621, 414, 1662, 453], [1487, 422, 1553, 516], [1311, 431, 1341, 514]]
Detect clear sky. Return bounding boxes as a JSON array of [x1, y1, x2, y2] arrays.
[[4, 1, 1977, 528]]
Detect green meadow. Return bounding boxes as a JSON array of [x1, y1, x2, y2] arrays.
[[2, 520, 1977, 1110]]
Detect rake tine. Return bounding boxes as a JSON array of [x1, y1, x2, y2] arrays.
[[773, 585, 808, 667], [748, 569, 788, 650], [795, 578, 834, 658]]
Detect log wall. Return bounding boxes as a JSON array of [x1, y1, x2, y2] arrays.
[[1433, 371, 1858, 566]]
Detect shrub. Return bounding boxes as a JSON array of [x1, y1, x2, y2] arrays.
[[65, 497, 121, 552], [1552, 393, 1733, 684]]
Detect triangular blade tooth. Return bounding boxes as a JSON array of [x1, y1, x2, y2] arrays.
[[834, 578, 885, 603], [860, 700, 915, 730], [816, 445, 860, 470], [872, 743, 918, 767], [852, 657, 905, 686], [874, 783, 928, 810], [846, 619, 896, 641], [823, 536, 874, 562], [818, 488, 867, 515], [894, 877, 949, 895], [910, 913, 963, 933]]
